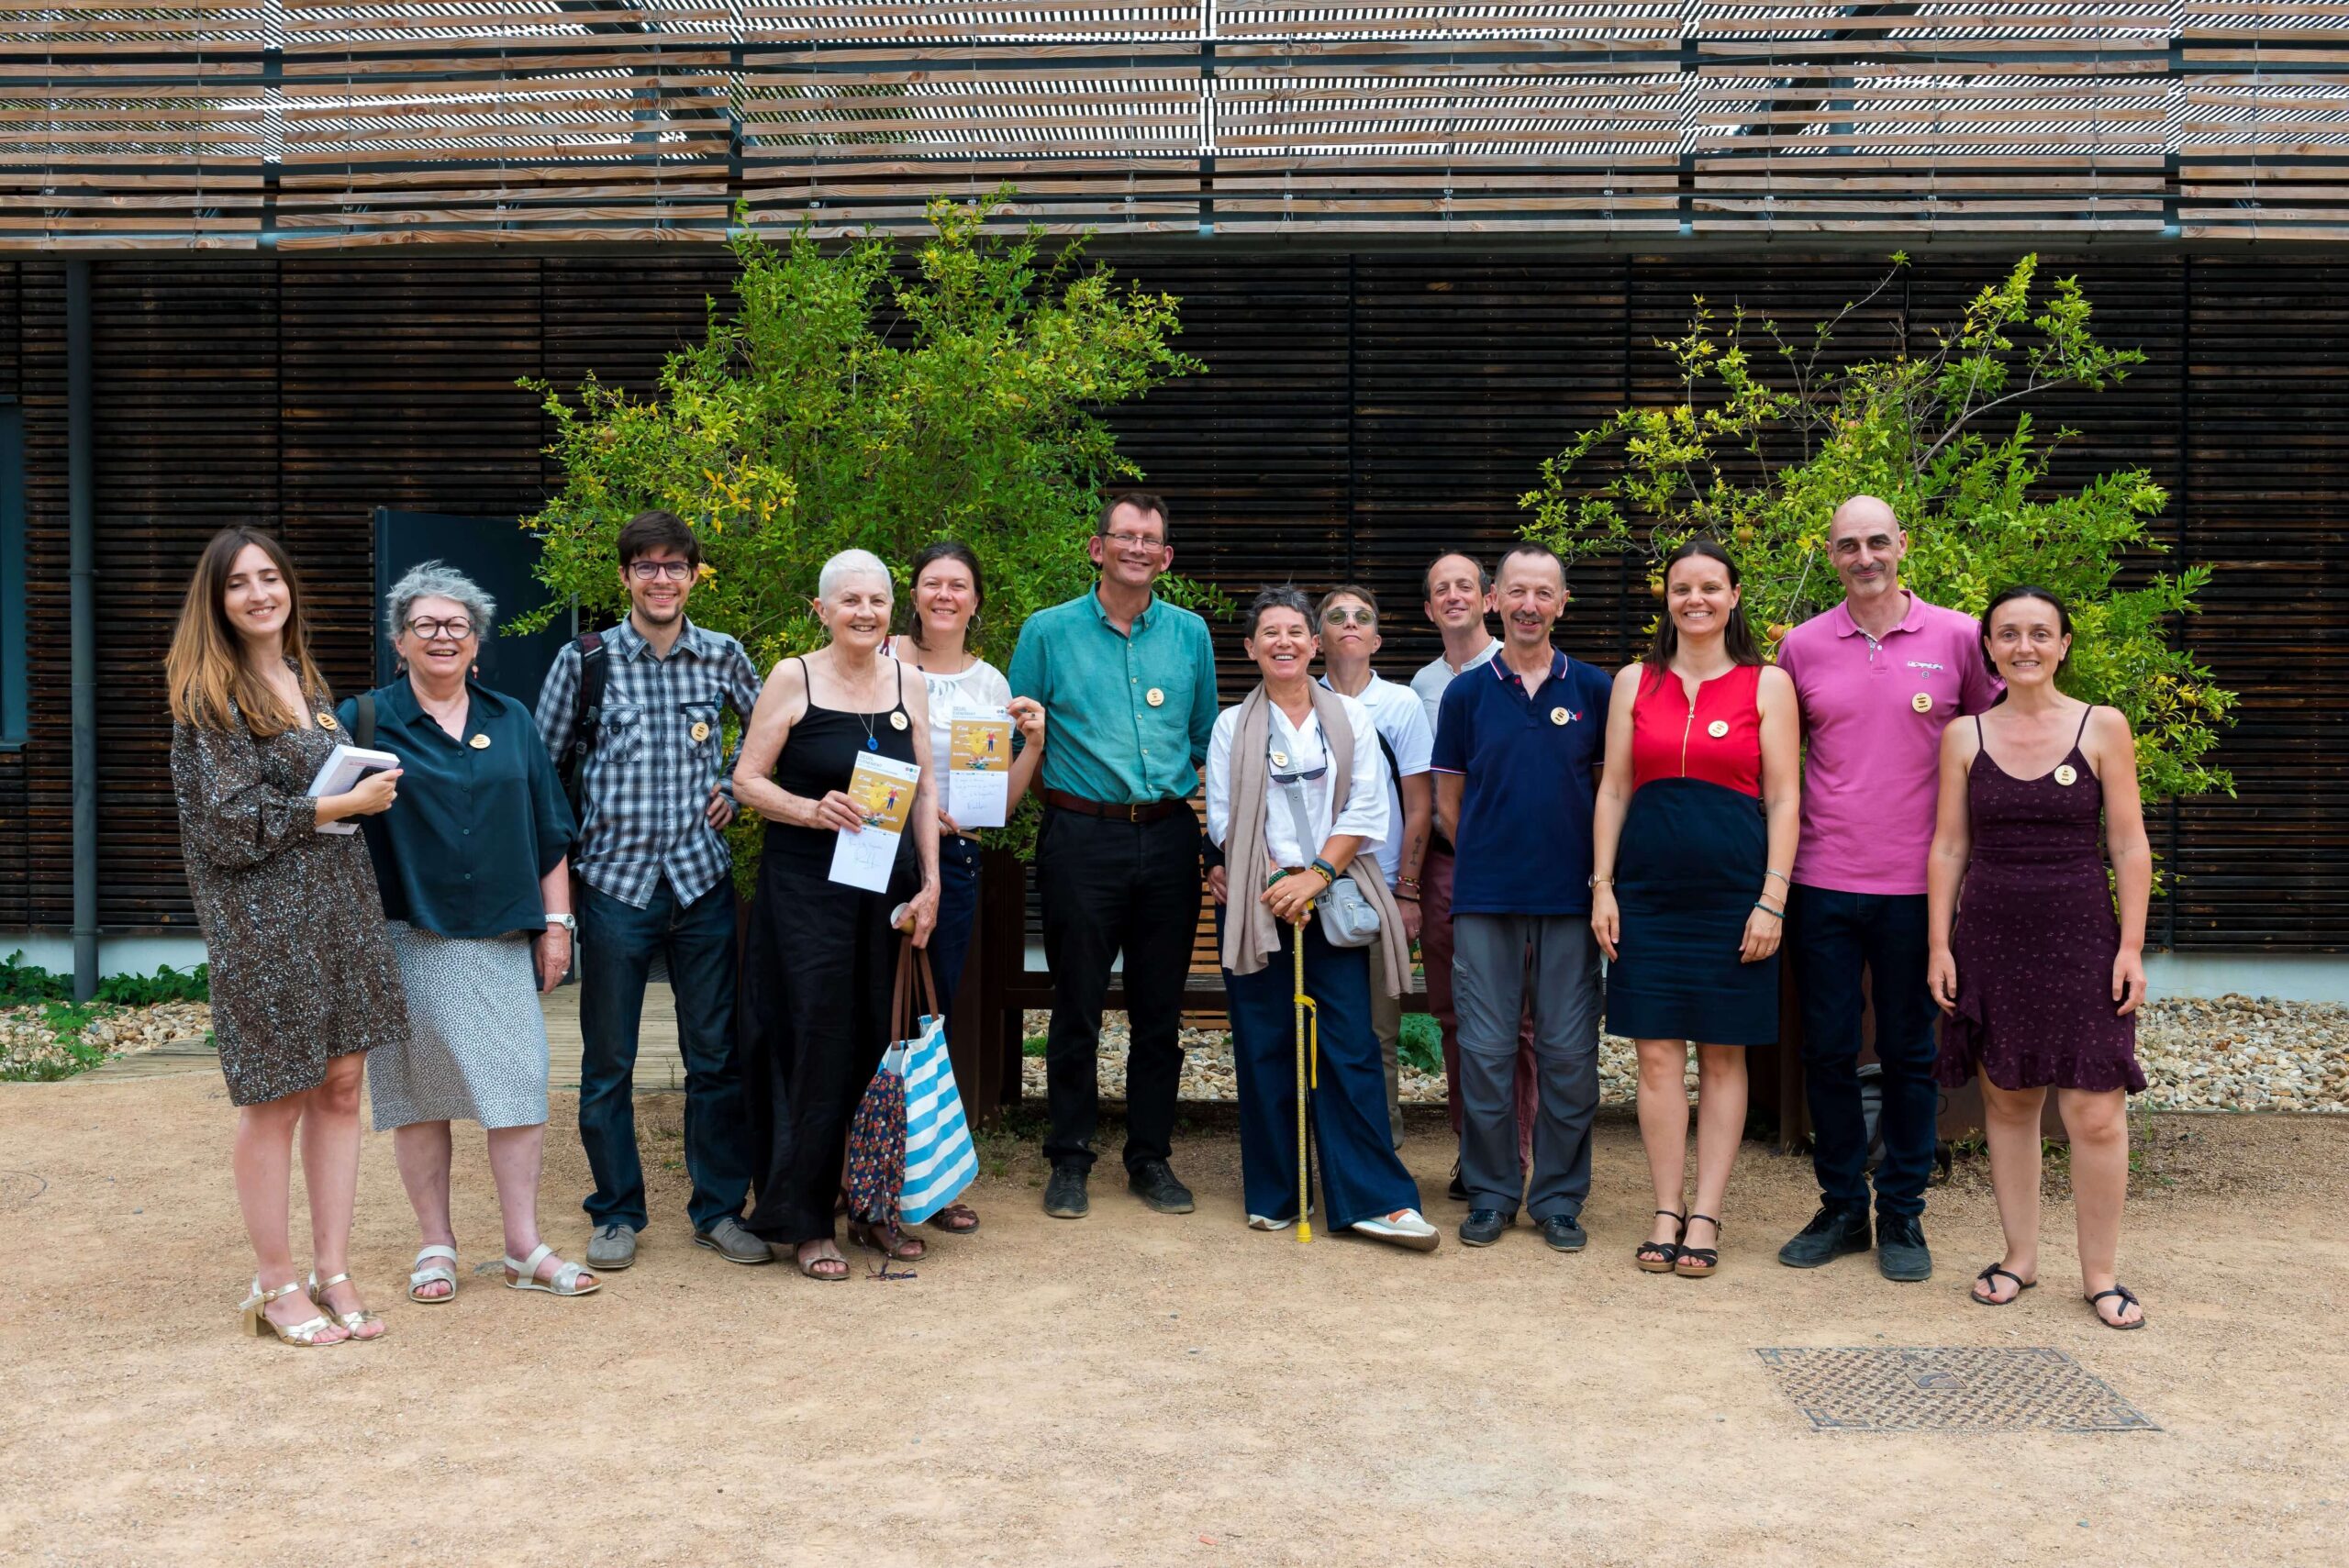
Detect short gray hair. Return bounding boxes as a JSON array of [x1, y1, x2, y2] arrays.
[[817, 548, 891, 600], [386, 559, 495, 641]]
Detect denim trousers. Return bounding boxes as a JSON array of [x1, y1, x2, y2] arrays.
[[576, 877, 754, 1233], [1787, 884, 1942, 1219], [926, 835, 984, 1035]]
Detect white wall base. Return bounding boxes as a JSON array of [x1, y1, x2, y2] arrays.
[[4, 932, 2343, 1003], [1, 932, 209, 980]]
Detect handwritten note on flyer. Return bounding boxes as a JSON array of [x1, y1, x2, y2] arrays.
[[946, 713, 1014, 828], [829, 751, 921, 893]]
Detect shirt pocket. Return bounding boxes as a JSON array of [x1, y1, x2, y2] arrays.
[[598, 702, 647, 765], [680, 701, 722, 763]]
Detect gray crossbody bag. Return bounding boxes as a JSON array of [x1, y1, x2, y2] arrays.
[[1270, 739, 1382, 949]]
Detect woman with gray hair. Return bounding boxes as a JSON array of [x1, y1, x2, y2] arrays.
[[733, 547, 942, 1281], [337, 560, 597, 1303]]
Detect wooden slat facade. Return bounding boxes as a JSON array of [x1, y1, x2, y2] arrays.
[[2, 7, 2349, 245], [0, 250, 2338, 950]]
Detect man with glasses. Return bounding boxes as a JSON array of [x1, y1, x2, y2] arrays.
[[534, 508, 766, 1273], [1008, 492, 1219, 1220], [1315, 584, 1433, 1149]]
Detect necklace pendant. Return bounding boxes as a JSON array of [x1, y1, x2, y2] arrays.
[[866, 736, 879, 752]]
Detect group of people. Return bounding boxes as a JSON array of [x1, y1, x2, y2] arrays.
[[167, 488, 2154, 1347]]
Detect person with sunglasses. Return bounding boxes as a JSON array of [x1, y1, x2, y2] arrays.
[[1007, 492, 1219, 1222], [1314, 584, 1433, 1149], [533, 509, 767, 1276]]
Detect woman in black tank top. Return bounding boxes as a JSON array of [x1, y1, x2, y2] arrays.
[[730, 552, 941, 1281]]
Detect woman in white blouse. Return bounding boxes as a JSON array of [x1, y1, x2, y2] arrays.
[[886, 540, 1046, 1236], [1206, 586, 1437, 1250]]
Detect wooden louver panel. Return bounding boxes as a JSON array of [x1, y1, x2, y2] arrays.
[[0, 5, 2345, 243]]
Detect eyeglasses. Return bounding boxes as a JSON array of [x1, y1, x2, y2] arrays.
[[1322, 607, 1376, 628], [629, 560, 696, 582], [1098, 530, 1165, 554], [405, 617, 474, 640]]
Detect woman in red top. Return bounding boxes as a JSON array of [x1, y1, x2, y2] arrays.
[[1590, 539, 1800, 1276]]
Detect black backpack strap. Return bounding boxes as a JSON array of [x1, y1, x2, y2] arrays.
[[1376, 730, 1401, 795], [355, 692, 376, 751], [560, 630, 608, 804]]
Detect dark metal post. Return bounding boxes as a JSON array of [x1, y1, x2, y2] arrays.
[[67, 260, 96, 1002]]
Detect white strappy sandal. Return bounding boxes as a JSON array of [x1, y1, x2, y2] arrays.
[[503, 1242, 600, 1296], [408, 1244, 459, 1305]]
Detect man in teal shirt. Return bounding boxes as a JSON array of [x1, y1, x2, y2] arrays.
[[1008, 491, 1218, 1220]]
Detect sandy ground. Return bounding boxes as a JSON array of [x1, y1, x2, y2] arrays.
[[3, 1073, 2344, 1568]]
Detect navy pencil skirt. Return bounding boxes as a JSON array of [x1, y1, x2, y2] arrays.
[[1606, 776, 1779, 1046]]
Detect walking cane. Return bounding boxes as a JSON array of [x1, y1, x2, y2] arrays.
[[1291, 908, 1318, 1243]]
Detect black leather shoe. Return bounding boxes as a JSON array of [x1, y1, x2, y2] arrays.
[[1446, 1161, 1469, 1203], [1043, 1164, 1089, 1219], [1541, 1215, 1587, 1252], [1876, 1213, 1933, 1282], [1459, 1207, 1509, 1247], [1777, 1203, 1872, 1268], [1127, 1159, 1196, 1215]]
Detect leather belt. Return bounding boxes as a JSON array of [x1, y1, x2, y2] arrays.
[[1043, 789, 1191, 824]]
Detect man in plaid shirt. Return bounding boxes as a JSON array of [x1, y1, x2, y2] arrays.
[[535, 509, 768, 1272]]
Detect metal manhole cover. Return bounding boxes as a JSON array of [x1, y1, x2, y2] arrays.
[[1755, 1347, 2157, 1433]]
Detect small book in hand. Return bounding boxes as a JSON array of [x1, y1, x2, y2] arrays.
[[306, 743, 399, 835]]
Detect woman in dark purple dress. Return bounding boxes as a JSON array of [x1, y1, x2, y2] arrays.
[[1926, 586, 2153, 1330]]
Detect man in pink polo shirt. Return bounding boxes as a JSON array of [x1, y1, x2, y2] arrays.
[[1775, 495, 2001, 1283]]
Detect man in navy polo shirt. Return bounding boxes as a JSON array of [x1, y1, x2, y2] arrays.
[[1431, 542, 1613, 1252]]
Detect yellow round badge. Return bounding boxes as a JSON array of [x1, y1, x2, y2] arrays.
[[690, 721, 711, 744], [1910, 692, 1934, 714], [1146, 687, 1166, 708], [1707, 719, 1729, 740], [469, 733, 491, 750], [2054, 763, 2078, 787], [316, 712, 338, 732], [1550, 706, 1569, 726], [889, 710, 909, 730]]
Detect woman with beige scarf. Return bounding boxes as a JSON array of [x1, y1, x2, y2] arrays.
[[1206, 587, 1438, 1251]]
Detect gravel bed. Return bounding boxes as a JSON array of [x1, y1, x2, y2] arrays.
[[0, 1000, 213, 1080], [1020, 995, 2349, 1115]]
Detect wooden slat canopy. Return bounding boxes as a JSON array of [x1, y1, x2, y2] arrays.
[[2, 4, 2349, 245]]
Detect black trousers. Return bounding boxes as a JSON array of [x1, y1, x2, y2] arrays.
[[1035, 806, 1201, 1173]]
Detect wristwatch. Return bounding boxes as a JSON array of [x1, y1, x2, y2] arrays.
[[544, 912, 577, 933]]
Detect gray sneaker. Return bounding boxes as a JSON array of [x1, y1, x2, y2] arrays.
[[585, 1221, 639, 1271], [693, 1216, 772, 1265]]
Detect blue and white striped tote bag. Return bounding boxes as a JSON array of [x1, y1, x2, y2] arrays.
[[893, 947, 978, 1224]]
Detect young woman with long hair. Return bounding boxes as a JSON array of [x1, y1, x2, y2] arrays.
[[1589, 538, 1801, 1277], [166, 527, 409, 1344]]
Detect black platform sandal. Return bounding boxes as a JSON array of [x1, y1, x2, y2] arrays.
[[1635, 1210, 1684, 1273], [2087, 1284, 2147, 1330], [1970, 1263, 2037, 1307], [1674, 1214, 1721, 1278]]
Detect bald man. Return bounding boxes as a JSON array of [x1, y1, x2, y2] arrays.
[[1774, 496, 2001, 1283]]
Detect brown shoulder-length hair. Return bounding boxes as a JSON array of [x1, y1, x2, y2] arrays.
[[1644, 537, 1762, 687], [165, 527, 328, 735]]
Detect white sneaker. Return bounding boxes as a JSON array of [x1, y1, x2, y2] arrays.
[[1247, 1212, 1297, 1231], [1352, 1208, 1441, 1251]]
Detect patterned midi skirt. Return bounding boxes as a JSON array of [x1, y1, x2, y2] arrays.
[[371, 921, 550, 1131]]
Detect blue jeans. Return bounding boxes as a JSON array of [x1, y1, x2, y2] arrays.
[[926, 836, 983, 1035], [577, 878, 753, 1233], [1787, 885, 1942, 1219]]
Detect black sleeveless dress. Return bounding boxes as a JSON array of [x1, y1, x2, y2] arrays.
[[740, 658, 922, 1246], [1934, 707, 2144, 1095]]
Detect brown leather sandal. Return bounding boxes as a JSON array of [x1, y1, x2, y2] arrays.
[[926, 1203, 981, 1235], [848, 1222, 927, 1262]]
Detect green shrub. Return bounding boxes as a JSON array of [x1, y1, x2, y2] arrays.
[[0, 951, 72, 1006], [1520, 254, 2233, 807], [0, 952, 208, 1007], [1397, 1012, 1442, 1074]]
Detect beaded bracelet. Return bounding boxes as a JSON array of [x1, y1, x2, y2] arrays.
[[1753, 902, 1784, 920]]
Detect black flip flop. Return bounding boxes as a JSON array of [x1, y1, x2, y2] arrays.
[[2087, 1284, 2147, 1330], [1971, 1263, 2038, 1306]]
